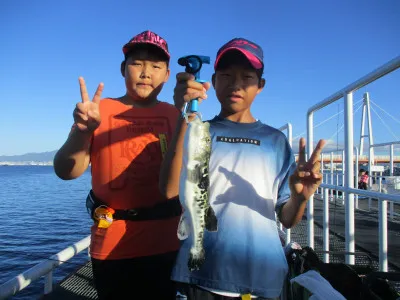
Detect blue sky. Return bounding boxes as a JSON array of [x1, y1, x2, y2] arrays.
[[0, 0, 399, 156]]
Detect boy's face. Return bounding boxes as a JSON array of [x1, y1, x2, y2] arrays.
[[212, 52, 265, 114], [121, 45, 170, 102]]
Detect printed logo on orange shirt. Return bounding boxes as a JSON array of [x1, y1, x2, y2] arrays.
[[108, 116, 171, 190]]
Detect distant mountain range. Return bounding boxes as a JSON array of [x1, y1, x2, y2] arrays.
[[0, 150, 57, 165], [0, 150, 399, 173]]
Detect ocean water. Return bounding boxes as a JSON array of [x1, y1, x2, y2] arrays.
[[0, 166, 93, 299]]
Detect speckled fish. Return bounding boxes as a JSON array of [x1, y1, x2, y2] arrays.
[[178, 115, 218, 271]]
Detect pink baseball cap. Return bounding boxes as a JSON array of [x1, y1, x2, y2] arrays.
[[122, 30, 170, 59], [214, 38, 264, 70]]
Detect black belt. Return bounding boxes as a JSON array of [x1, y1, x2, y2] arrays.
[[86, 190, 182, 221]]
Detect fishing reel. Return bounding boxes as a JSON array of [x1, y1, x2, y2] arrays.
[[178, 55, 210, 120]]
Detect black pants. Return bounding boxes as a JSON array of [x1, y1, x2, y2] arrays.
[[358, 182, 367, 190], [179, 284, 275, 300], [91, 251, 178, 300]]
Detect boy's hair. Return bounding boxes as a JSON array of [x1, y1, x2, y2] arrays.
[[122, 30, 170, 66], [214, 37, 264, 79]]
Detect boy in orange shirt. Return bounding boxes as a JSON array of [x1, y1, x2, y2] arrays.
[[54, 30, 181, 299]]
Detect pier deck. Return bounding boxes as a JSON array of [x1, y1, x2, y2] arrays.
[[42, 197, 400, 299]]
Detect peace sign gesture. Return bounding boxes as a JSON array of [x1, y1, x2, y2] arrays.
[[289, 137, 326, 202], [73, 77, 104, 133]]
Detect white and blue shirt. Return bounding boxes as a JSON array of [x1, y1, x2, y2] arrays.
[[172, 116, 297, 299]]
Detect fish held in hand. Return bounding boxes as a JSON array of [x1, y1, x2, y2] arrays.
[[178, 115, 218, 271]]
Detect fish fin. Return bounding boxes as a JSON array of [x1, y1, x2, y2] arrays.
[[205, 205, 218, 232], [188, 248, 205, 271], [177, 214, 190, 240]]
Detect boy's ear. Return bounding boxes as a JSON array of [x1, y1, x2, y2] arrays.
[[212, 73, 216, 88], [120, 61, 126, 77], [256, 78, 266, 95], [259, 78, 266, 88], [164, 68, 171, 83]]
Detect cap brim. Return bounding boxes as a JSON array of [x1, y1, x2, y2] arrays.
[[214, 47, 262, 70], [123, 41, 170, 59]]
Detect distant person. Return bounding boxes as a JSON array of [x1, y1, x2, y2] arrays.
[[358, 169, 365, 189], [53, 30, 181, 300], [359, 170, 369, 190]]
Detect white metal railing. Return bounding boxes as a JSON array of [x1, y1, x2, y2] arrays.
[[318, 184, 400, 272], [0, 235, 91, 299], [369, 141, 400, 214], [318, 173, 400, 217], [318, 154, 400, 162], [320, 148, 347, 205], [320, 146, 364, 207], [278, 123, 293, 245], [306, 55, 400, 268]]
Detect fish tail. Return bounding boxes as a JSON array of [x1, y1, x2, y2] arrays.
[[205, 206, 218, 232], [188, 248, 205, 271]]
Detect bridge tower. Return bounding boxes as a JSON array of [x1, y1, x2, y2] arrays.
[[359, 92, 375, 166]]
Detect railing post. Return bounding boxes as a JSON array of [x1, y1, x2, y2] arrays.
[[320, 153, 324, 196], [336, 173, 339, 200], [389, 144, 394, 221], [286, 123, 292, 245], [342, 150, 345, 205], [285, 228, 291, 246], [390, 144, 394, 176], [44, 271, 53, 294], [307, 112, 314, 248], [330, 152, 334, 201], [390, 201, 394, 221], [323, 188, 330, 263], [344, 92, 355, 265], [368, 146, 373, 211], [355, 147, 359, 209], [379, 198, 388, 271]]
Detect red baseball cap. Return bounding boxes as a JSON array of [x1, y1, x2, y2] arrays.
[[122, 30, 170, 59], [214, 38, 263, 70]]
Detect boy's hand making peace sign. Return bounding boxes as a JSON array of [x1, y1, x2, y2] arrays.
[[290, 138, 326, 202], [73, 77, 104, 133]]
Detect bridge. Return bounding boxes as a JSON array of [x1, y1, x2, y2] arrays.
[[321, 155, 400, 164]]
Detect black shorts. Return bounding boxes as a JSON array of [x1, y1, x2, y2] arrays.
[[358, 182, 367, 190], [91, 251, 178, 300]]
